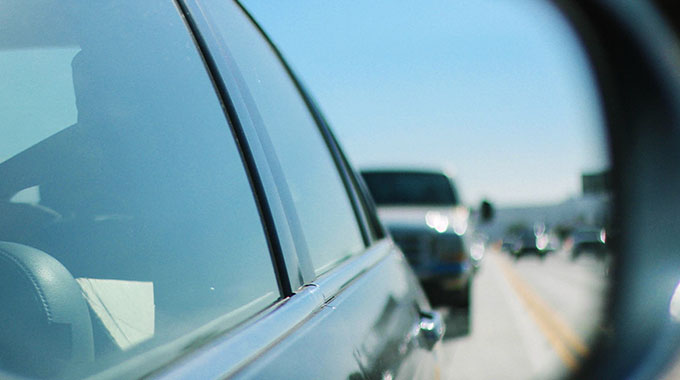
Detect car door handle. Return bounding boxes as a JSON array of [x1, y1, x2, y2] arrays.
[[418, 310, 445, 350]]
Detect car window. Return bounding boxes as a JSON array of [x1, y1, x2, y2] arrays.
[[198, 0, 365, 276], [0, 1, 279, 378]]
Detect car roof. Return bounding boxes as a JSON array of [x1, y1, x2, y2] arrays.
[[360, 165, 457, 179]]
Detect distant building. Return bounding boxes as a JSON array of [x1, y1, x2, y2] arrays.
[[479, 170, 613, 241], [582, 170, 610, 195]]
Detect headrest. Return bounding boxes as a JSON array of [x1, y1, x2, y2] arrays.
[[0, 242, 93, 378]]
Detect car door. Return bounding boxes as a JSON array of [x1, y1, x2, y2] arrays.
[[162, 1, 444, 379]]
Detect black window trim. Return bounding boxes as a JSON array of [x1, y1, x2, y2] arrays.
[[186, 0, 379, 286], [236, 0, 393, 282], [221, 0, 399, 303], [175, 0, 299, 296]]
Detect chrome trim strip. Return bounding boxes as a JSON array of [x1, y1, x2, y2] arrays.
[[313, 239, 396, 302], [152, 285, 324, 380]]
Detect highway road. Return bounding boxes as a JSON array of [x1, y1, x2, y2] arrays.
[[439, 248, 610, 379]]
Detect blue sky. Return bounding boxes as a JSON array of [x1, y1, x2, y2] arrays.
[[242, 0, 608, 206]]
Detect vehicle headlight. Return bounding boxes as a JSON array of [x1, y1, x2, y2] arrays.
[[536, 235, 549, 250], [425, 211, 449, 233], [470, 242, 485, 261]]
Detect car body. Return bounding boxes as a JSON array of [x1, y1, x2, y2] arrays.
[[0, 1, 443, 379], [360, 168, 473, 308], [569, 228, 607, 259]]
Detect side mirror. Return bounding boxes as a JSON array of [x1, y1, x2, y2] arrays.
[[479, 199, 494, 223]]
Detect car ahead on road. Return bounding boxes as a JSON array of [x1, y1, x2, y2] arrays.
[[0, 1, 444, 379], [569, 228, 608, 260], [507, 229, 551, 259], [360, 168, 488, 309], [501, 239, 515, 253]]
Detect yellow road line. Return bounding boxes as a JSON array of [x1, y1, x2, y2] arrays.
[[497, 256, 589, 370]]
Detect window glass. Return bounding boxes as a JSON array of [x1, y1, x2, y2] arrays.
[[200, 1, 365, 276], [0, 1, 278, 378]]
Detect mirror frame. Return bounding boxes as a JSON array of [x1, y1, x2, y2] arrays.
[[551, 1, 680, 378]]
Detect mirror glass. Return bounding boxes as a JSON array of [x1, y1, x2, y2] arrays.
[[244, 0, 612, 378]]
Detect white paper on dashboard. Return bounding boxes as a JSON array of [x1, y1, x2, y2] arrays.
[[76, 278, 155, 350]]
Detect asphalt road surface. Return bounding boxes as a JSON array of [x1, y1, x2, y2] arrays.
[[439, 248, 610, 380]]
